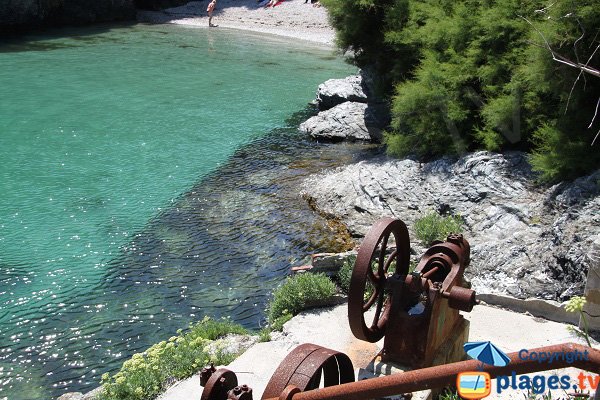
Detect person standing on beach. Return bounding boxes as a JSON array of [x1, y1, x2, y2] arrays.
[[207, 0, 217, 27]]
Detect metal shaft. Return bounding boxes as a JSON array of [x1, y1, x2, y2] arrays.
[[264, 343, 600, 400]]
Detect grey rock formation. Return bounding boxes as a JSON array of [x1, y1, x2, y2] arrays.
[[299, 102, 385, 142], [0, 0, 135, 34], [316, 75, 368, 111], [303, 72, 390, 143], [203, 334, 259, 359], [57, 393, 83, 400], [301, 151, 600, 301]]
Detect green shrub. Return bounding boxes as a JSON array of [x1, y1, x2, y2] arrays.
[[336, 255, 357, 294], [322, 0, 600, 181], [98, 317, 246, 400], [438, 389, 460, 400], [258, 328, 272, 342], [267, 273, 336, 325], [270, 313, 293, 332], [414, 211, 463, 246]]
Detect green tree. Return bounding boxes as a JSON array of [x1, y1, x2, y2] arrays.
[[322, 0, 600, 181]]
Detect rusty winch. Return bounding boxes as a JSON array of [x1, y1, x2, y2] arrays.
[[200, 217, 480, 400], [348, 217, 477, 368], [197, 218, 600, 400]]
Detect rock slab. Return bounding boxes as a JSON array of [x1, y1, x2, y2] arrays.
[[299, 102, 385, 142], [301, 151, 600, 301], [316, 75, 368, 111]]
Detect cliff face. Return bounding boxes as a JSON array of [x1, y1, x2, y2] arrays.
[[0, 0, 136, 35]]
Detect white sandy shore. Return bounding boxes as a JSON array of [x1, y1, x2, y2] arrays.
[[137, 0, 336, 46]]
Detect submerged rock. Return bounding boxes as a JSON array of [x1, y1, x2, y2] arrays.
[[301, 151, 600, 301]]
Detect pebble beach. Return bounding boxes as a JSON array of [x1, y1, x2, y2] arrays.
[[137, 0, 336, 45]]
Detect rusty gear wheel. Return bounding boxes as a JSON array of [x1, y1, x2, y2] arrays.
[[201, 369, 238, 400], [261, 343, 354, 399], [348, 217, 410, 342]]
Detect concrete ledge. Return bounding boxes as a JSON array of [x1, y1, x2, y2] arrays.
[[478, 293, 578, 325]]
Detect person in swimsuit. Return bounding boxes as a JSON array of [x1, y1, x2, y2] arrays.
[[207, 0, 217, 27]]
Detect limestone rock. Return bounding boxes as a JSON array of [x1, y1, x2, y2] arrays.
[[310, 251, 357, 276], [57, 393, 83, 400], [203, 334, 258, 359], [82, 386, 103, 400], [299, 102, 384, 142], [301, 151, 600, 301], [316, 75, 368, 110]]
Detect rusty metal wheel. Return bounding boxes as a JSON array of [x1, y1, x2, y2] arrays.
[[261, 343, 354, 400], [348, 217, 410, 342], [200, 369, 238, 400]]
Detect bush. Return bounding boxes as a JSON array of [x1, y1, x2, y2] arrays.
[[322, 0, 600, 181], [98, 317, 246, 400], [414, 211, 463, 246], [267, 273, 337, 325], [336, 255, 357, 294]]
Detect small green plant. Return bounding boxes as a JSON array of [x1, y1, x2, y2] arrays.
[[337, 255, 356, 294], [98, 317, 247, 400], [565, 295, 592, 347], [438, 388, 460, 400], [522, 389, 554, 400], [270, 313, 293, 331], [267, 273, 336, 325], [414, 211, 463, 246], [258, 328, 272, 342]]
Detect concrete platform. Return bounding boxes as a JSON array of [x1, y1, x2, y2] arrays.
[[159, 302, 598, 400]]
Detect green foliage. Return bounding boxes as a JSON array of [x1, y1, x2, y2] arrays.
[[258, 328, 272, 342], [270, 313, 293, 331], [98, 317, 246, 400], [322, 0, 600, 181], [267, 273, 337, 324], [414, 211, 463, 246], [437, 389, 460, 400], [336, 255, 357, 294]]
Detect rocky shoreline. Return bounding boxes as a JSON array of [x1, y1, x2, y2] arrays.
[[58, 71, 600, 400], [299, 72, 600, 303]]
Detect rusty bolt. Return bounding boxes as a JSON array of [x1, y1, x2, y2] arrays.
[[200, 363, 216, 387], [227, 384, 253, 400]]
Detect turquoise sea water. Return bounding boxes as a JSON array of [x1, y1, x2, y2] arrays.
[[0, 23, 359, 399]]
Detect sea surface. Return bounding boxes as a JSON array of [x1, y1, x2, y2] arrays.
[[0, 23, 369, 399]]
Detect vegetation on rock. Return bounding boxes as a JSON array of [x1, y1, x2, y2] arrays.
[[267, 273, 337, 326], [97, 318, 246, 400], [322, 0, 600, 181], [414, 211, 463, 246]]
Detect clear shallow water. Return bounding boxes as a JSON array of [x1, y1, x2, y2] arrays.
[[0, 24, 361, 399]]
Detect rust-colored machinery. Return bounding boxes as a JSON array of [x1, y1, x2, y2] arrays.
[[348, 217, 477, 368], [197, 217, 600, 400], [200, 343, 356, 400], [199, 343, 600, 400]]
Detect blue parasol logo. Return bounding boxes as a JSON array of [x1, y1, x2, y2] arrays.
[[464, 341, 511, 367]]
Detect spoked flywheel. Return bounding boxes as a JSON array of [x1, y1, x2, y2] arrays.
[[348, 217, 410, 342]]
